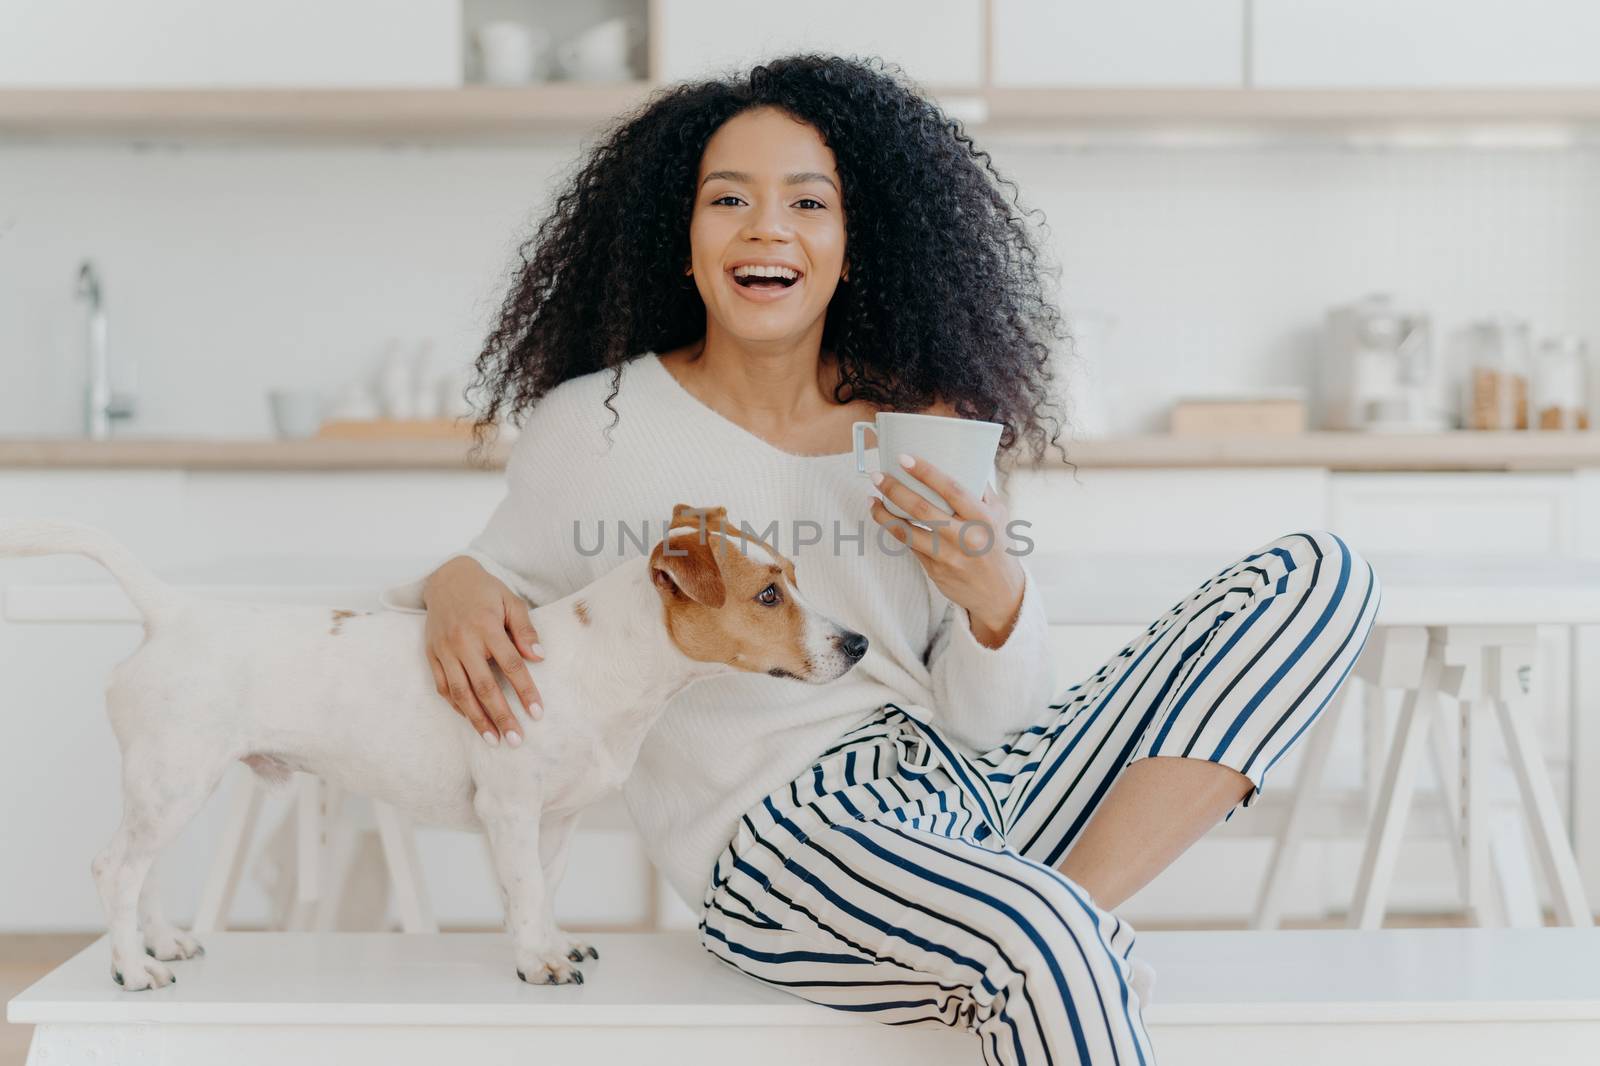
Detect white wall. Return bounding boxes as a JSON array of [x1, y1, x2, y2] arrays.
[[4, 138, 1599, 437]]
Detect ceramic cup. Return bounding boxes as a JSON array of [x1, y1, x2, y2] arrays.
[[268, 389, 327, 439], [852, 411, 1002, 524], [555, 16, 642, 81], [475, 20, 550, 85]]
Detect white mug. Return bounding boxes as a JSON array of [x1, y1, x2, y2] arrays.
[[268, 389, 327, 439], [556, 16, 643, 81], [852, 412, 1002, 524], [475, 20, 549, 85]]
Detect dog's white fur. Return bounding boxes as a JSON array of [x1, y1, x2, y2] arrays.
[[0, 508, 866, 990]]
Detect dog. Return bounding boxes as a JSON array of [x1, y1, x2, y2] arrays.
[[0, 503, 868, 990]]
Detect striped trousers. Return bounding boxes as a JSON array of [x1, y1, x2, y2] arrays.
[[698, 530, 1381, 1065]]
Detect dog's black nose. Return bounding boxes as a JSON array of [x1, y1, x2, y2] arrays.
[[839, 631, 868, 661]]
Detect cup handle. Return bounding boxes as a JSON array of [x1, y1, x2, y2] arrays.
[[852, 421, 876, 475]]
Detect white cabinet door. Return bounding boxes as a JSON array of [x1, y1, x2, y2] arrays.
[[1009, 467, 1330, 557], [0, 0, 462, 88], [993, 0, 1244, 87], [1328, 473, 1575, 556], [655, 0, 983, 87], [1253, 0, 1600, 88]]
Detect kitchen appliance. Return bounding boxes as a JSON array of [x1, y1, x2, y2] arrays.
[[1318, 293, 1447, 432]]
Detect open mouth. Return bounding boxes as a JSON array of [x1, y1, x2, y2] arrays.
[[730, 270, 802, 291]]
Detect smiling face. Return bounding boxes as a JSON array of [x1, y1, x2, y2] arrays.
[[687, 106, 848, 347], [649, 507, 867, 684]]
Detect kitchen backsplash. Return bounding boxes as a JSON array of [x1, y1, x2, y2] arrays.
[[2, 139, 1597, 437]]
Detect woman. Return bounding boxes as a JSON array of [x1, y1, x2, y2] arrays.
[[383, 55, 1379, 1065]]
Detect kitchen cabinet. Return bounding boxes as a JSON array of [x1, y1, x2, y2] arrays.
[[0, 0, 462, 88], [1252, 0, 1600, 88], [992, 0, 1244, 88], [653, 0, 984, 88]]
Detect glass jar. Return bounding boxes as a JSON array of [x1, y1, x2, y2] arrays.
[[1462, 317, 1531, 430], [1533, 334, 1590, 431]]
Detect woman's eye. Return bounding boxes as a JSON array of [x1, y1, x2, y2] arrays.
[[709, 195, 825, 210], [757, 584, 781, 606]]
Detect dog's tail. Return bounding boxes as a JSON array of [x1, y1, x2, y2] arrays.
[[0, 518, 187, 626]]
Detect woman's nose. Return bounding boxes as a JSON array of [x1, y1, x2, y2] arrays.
[[741, 199, 793, 239]]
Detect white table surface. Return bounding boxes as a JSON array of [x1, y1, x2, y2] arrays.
[[10, 930, 1600, 1028]]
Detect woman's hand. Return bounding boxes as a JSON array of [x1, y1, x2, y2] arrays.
[[869, 453, 1026, 649], [421, 556, 546, 747]]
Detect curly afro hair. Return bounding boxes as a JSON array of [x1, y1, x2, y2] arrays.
[[465, 52, 1071, 473]]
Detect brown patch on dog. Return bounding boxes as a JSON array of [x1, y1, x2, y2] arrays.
[[651, 502, 813, 679], [573, 599, 591, 626], [330, 608, 359, 635]]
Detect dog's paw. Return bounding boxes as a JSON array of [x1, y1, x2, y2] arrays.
[[515, 957, 585, 986], [145, 926, 204, 962], [112, 954, 176, 991], [564, 939, 600, 963]]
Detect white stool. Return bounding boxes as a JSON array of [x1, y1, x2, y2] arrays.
[[193, 768, 438, 934], [1254, 624, 1594, 929]]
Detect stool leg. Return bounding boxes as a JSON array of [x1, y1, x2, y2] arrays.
[[1461, 696, 1501, 926], [1493, 688, 1595, 927], [1253, 683, 1351, 929], [374, 800, 437, 933], [287, 775, 323, 931], [192, 767, 263, 934], [1350, 654, 1442, 929], [315, 786, 358, 931], [1362, 680, 1388, 819], [1489, 811, 1543, 927]]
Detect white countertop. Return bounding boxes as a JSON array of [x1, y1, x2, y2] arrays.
[[3, 432, 1599, 471]]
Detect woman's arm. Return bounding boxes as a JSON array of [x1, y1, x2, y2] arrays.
[[925, 557, 1057, 753], [419, 555, 546, 747], [379, 385, 588, 746]]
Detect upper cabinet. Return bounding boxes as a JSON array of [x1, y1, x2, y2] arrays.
[[654, 0, 984, 88], [0, 0, 462, 88], [1252, 0, 1600, 87], [991, 0, 1244, 87]]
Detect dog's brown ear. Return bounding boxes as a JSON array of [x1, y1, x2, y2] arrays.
[[669, 503, 728, 533], [650, 532, 727, 608]]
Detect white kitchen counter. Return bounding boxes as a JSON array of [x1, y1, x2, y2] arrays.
[[4, 431, 1600, 471]]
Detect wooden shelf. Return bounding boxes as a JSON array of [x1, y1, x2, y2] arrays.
[[0, 84, 663, 142], [5, 86, 1600, 143]]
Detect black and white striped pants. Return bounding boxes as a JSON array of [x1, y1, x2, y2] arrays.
[[698, 530, 1381, 1065]]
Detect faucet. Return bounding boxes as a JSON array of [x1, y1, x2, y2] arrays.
[[78, 260, 137, 439]]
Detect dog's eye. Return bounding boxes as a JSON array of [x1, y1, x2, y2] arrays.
[[756, 583, 781, 606]]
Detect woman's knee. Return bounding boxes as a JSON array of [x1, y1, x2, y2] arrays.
[[1265, 528, 1381, 615]]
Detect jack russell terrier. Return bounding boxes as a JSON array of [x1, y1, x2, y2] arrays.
[[0, 504, 868, 991]]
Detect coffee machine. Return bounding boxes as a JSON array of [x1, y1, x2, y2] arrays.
[[1318, 293, 1449, 432]]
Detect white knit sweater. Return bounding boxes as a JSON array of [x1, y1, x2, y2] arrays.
[[380, 351, 1056, 910]]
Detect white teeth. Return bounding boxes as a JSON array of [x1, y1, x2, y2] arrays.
[[732, 264, 800, 280]]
